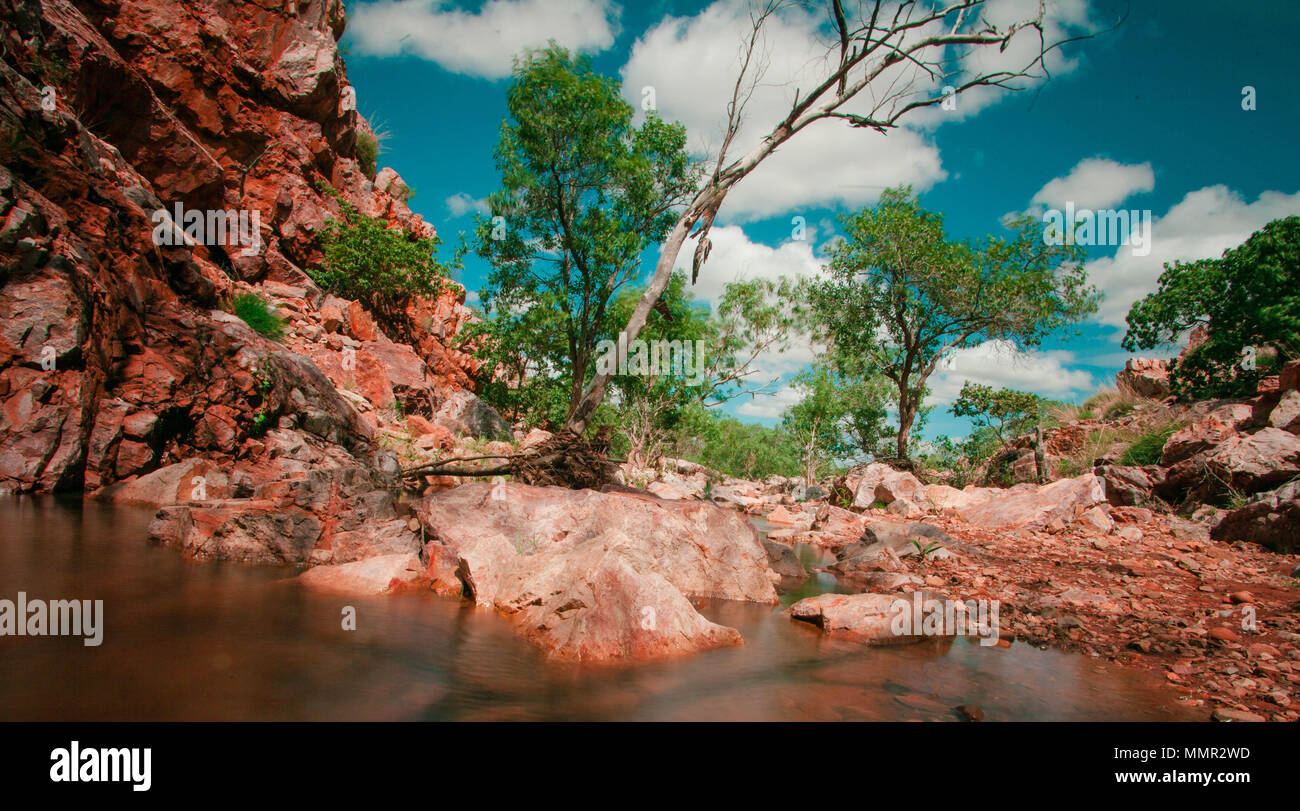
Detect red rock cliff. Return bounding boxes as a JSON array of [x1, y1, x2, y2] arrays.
[[0, 0, 482, 495]]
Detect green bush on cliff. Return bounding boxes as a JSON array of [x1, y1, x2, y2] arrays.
[[308, 196, 462, 334], [355, 131, 379, 178], [230, 292, 284, 340]]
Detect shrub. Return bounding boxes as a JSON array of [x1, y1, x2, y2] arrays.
[[355, 130, 379, 178], [230, 293, 284, 340], [1121, 423, 1179, 466], [308, 194, 460, 336]]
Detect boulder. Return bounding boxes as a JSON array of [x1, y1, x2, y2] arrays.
[[958, 474, 1107, 530], [1116, 358, 1171, 398], [1211, 480, 1300, 553], [762, 538, 807, 586], [431, 390, 511, 440], [787, 593, 935, 645], [924, 483, 997, 511], [1098, 465, 1154, 507], [1165, 427, 1300, 500], [1281, 359, 1300, 393], [807, 503, 868, 548], [848, 462, 925, 508], [1160, 404, 1253, 466], [1268, 389, 1300, 434], [411, 483, 778, 660]]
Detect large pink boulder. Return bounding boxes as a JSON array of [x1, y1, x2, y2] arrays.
[[412, 483, 778, 661], [958, 474, 1107, 530]]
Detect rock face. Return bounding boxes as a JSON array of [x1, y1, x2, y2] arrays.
[[411, 482, 778, 661], [0, 0, 483, 496], [1116, 358, 1172, 399]]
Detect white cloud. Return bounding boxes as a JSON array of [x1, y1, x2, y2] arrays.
[[676, 224, 821, 305], [621, 0, 1097, 220], [736, 383, 803, 419], [677, 224, 824, 384], [1032, 158, 1155, 211], [1087, 185, 1300, 327], [445, 192, 489, 218], [348, 0, 619, 79], [925, 340, 1096, 405]]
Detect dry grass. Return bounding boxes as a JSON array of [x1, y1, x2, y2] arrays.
[[1081, 384, 1147, 421]]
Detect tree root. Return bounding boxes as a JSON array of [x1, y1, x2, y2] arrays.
[[400, 428, 619, 490]]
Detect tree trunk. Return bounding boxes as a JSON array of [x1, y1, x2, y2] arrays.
[[564, 204, 701, 434], [896, 401, 915, 459]]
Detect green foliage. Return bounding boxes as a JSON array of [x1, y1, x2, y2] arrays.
[[229, 292, 284, 341], [308, 193, 459, 334], [249, 359, 276, 436], [908, 538, 944, 562], [475, 45, 698, 421], [355, 130, 379, 178], [1121, 423, 1178, 466], [810, 186, 1097, 459], [950, 382, 1042, 448], [1124, 216, 1299, 398], [674, 406, 801, 481]]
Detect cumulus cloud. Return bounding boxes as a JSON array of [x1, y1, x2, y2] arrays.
[[445, 192, 489, 218], [621, 0, 1097, 220], [676, 224, 824, 385], [1031, 158, 1155, 211], [1087, 185, 1300, 327], [348, 0, 619, 79], [924, 340, 1096, 405], [736, 383, 804, 419], [675, 224, 821, 305]]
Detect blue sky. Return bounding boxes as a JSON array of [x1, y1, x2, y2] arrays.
[[339, 0, 1300, 438]]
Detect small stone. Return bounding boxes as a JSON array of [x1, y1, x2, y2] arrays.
[[1208, 626, 1241, 644]]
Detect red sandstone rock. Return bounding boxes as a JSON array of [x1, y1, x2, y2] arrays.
[[1116, 357, 1171, 399]]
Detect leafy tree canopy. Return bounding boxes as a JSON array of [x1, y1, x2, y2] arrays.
[[1123, 215, 1299, 398], [810, 186, 1097, 458]]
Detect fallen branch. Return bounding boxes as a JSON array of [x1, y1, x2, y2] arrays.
[[399, 428, 621, 490]]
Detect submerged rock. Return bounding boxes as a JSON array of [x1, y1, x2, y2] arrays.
[[786, 592, 937, 645]]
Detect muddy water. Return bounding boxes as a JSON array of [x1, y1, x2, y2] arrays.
[[0, 497, 1199, 721]]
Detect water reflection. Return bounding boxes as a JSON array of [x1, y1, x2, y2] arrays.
[[0, 497, 1197, 721]]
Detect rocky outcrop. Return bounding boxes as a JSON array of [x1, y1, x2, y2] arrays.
[[1116, 357, 1171, 399], [411, 482, 778, 661], [0, 0, 483, 497], [134, 429, 418, 564]]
